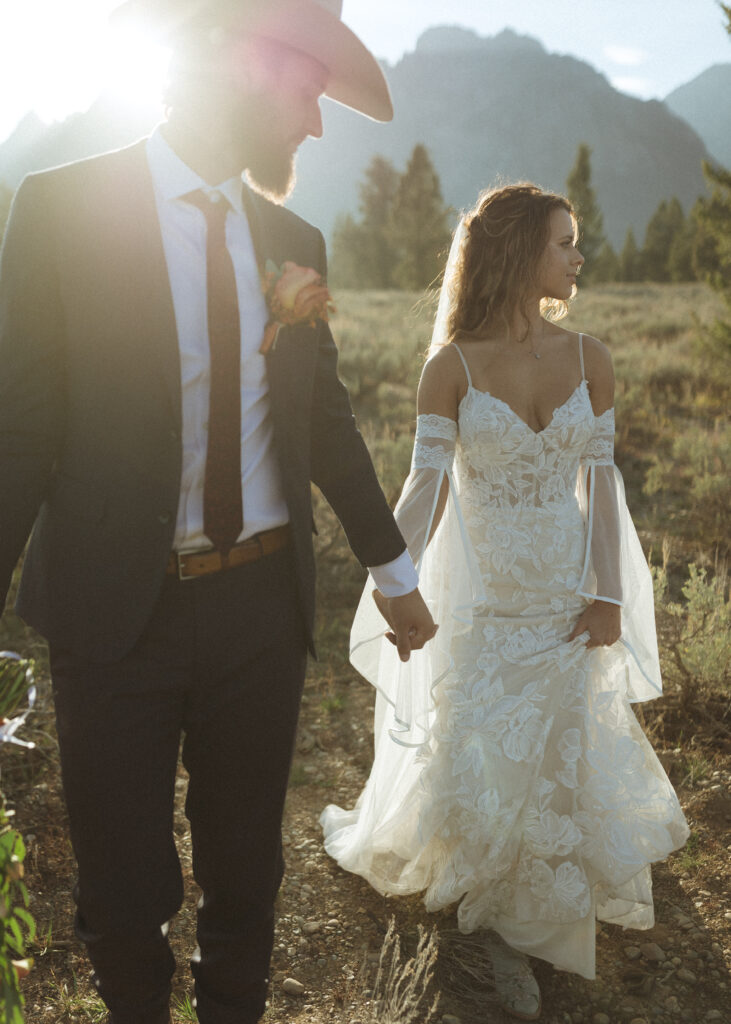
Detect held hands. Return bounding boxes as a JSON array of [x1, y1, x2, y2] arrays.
[[569, 599, 621, 649], [372, 588, 438, 663]]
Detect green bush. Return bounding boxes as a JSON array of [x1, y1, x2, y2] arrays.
[[644, 420, 730, 555], [653, 561, 731, 707], [0, 653, 37, 1024]]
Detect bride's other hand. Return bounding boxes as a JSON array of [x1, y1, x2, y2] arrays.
[[569, 600, 621, 648]]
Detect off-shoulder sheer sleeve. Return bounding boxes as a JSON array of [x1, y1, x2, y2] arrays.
[[576, 409, 662, 701], [349, 413, 485, 747]]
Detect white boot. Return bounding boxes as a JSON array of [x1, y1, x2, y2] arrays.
[[484, 931, 542, 1021]]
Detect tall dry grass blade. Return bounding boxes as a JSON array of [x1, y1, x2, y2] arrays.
[[359, 916, 440, 1024]]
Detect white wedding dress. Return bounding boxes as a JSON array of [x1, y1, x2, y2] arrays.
[[320, 335, 689, 980]]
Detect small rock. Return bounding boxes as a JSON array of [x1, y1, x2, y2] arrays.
[[572, 1013, 584, 1023], [326, 918, 340, 927], [625, 945, 642, 960], [676, 968, 697, 984], [282, 977, 305, 997], [640, 942, 666, 962], [629, 1019, 649, 1024], [592, 1014, 610, 1024], [442, 1016, 462, 1024], [301, 884, 314, 896], [705, 1012, 724, 1021], [303, 920, 322, 935], [664, 996, 680, 1013]]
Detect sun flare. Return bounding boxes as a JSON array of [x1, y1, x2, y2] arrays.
[[2, 2, 169, 137]]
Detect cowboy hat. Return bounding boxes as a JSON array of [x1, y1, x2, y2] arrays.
[[111, 0, 393, 122]]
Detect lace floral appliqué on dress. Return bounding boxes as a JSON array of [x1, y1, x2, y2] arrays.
[[320, 352, 688, 980]]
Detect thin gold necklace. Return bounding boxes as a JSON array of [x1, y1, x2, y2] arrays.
[[528, 318, 546, 360]]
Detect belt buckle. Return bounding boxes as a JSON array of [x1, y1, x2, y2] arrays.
[[175, 550, 197, 582]]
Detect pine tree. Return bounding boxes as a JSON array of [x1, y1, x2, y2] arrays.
[[640, 198, 686, 282], [356, 155, 400, 288], [389, 145, 452, 291], [329, 213, 368, 289], [693, 161, 731, 375], [565, 143, 605, 283], [620, 228, 641, 282], [592, 242, 620, 283]]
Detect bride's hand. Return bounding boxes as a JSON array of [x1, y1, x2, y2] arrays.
[[569, 600, 621, 648]]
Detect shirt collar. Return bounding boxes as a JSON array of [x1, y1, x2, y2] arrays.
[[146, 124, 246, 214]]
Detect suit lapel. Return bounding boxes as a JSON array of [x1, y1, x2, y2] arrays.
[[95, 141, 182, 430]]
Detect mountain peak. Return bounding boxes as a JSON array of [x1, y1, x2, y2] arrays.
[[415, 25, 483, 53], [415, 25, 544, 57]]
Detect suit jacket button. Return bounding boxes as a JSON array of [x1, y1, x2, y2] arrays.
[[158, 511, 172, 525]]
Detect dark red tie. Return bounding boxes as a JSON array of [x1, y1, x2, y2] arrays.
[[185, 190, 244, 556]]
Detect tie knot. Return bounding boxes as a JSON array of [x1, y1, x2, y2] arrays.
[[184, 188, 231, 229]]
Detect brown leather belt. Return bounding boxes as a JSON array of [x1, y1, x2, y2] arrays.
[[167, 524, 290, 581]]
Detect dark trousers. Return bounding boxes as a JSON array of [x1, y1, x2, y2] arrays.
[[50, 546, 307, 1024]]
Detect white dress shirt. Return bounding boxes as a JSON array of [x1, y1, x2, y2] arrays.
[[145, 126, 417, 597]]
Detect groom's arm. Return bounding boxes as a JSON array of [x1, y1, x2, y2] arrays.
[[307, 235, 435, 656]]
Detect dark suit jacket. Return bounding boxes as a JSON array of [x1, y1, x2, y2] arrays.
[[0, 139, 405, 662]]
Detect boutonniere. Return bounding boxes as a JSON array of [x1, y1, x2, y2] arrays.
[[259, 259, 336, 354]]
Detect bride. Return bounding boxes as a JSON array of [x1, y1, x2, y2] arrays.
[[320, 183, 689, 1020]]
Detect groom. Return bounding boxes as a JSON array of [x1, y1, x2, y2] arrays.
[[0, 1, 436, 1021]]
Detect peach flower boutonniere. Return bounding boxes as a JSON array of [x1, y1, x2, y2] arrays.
[[259, 259, 336, 354]]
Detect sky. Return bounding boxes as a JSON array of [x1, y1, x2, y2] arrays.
[[0, 0, 729, 145]]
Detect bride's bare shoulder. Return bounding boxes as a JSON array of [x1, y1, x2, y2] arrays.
[[418, 344, 464, 419], [578, 333, 615, 412]]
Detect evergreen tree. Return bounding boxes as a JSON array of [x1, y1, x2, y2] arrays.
[[565, 143, 605, 282], [330, 212, 369, 289], [693, 161, 731, 374], [640, 198, 686, 282], [389, 144, 452, 291], [591, 242, 620, 283], [668, 211, 698, 282], [356, 155, 399, 288], [620, 228, 641, 282]]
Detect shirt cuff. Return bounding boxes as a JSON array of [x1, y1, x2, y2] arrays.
[[368, 548, 419, 598]]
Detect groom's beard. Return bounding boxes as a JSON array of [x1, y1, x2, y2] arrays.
[[246, 145, 298, 204], [238, 91, 300, 204]]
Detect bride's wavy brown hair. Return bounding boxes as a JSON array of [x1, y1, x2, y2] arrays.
[[446, 183, 576, 343]]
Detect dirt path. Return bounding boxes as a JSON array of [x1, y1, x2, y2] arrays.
[[9, 639, 731, 1024]]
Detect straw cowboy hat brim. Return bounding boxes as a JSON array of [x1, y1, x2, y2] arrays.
[[111, 0, 393, 122]]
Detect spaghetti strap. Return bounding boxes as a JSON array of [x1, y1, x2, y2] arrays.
[[578, 333, 586, 380], [452, 343, 473, 388]]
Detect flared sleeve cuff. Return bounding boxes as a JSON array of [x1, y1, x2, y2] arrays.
[[576, 409, 663, 701], [350, 413, 485, 747]]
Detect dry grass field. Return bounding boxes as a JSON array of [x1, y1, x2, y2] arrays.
[[1, 282, 729, 1023]]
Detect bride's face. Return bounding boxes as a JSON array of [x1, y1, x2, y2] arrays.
[[536, 208, 584, 300]]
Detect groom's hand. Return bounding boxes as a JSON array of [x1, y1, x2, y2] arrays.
[[373, 588, 437, 663]]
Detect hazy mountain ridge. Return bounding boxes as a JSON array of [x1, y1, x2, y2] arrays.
[[664, 64, 731, 167], [0, 26, 718, 249], [292, 27, 711, 248]]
